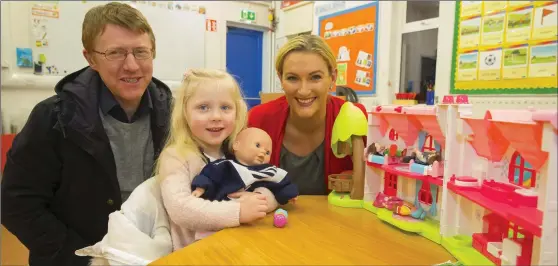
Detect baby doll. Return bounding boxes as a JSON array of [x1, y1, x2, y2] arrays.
[[191, 127, 298, 205], [402, 147, 442, 165]]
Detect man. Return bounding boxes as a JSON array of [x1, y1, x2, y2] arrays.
[[1, 2, 172, 265]]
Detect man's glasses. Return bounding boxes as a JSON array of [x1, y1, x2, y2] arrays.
[[93, 48, 153, 61]]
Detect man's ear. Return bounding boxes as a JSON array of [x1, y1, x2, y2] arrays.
[[83, 49, 98, 70]]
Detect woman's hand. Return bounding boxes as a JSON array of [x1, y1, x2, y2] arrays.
[[229, 192, 268, 223]]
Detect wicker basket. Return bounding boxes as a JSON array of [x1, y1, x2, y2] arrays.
[[328, 173, 353, 192]]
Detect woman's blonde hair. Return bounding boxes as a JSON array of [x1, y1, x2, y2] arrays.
[[275, 35, 336, 78], [154, 69, 247, 175]]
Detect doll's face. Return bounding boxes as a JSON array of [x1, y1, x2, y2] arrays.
[[233, 128, 272, 166], [375, 143, 385, 152]]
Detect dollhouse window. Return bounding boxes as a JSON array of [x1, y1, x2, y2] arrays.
[[388, 129, 399, 141], [421, 134, 437, 152], [508, 151, 537, 188], [418, 182, 438, 205], [508, 222, 525, 240]]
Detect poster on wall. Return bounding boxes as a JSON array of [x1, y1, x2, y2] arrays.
[[450, 0, 557, 95], [318, 2, 379, 95]]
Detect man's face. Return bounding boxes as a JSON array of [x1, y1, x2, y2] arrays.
[[84, 24, 153, 106]]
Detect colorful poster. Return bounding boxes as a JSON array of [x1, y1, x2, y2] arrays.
[[457, 51, 479, 81], [319, 2, 378, 94], [484, 1, 508, 14], [481, 11, 506, 45], [16, 48, 33, 68], [479, 48, 503, 80], [336, 63, 348, 85], [506, 7, 534, 43], [508, 1, 532, 8], [528, 41, 558, 78], [503, 44, 529, 79], [532, 2, 557, 40], [354, 69, 371, 87], [355, 50, 373, 69], [460, 16, 482, 48], [461, 1, 482, 17], [281, 1, 302, 9]]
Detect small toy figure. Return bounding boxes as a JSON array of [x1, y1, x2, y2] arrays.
[[366, 142, 386, 156], [273, 208, 288, 228], [402, 147, 442, 165], [191, 127, 299, 205]]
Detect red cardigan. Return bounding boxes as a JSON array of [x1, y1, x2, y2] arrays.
[[247, 96, 368, 187]]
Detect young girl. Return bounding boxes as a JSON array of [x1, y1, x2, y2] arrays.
[[155, 69, 278, 251]]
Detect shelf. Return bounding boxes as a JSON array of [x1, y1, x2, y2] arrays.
[[366, 162, 443, 186], [447, 180, 542, 237]]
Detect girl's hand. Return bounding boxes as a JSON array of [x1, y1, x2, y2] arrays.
[[228, 191, 260, 199], [237, 193, 268, 224]]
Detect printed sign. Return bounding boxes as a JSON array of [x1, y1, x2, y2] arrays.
[[206, 19, 217, 32]]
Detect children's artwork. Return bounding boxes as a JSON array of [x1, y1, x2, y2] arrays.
[[503, 45, 529, 79], [354, 69, 371, 87], [528, 41, 558, 78], [337, 46, 350, 62], [483, 1, 507, 14], [451, 1, 557, 94], [508, 1, 532, 9], [355, 50, 373, 69], [459, 17, 481, 48], [481, 11, 505, 45], [32, 17, 49, 47], [479, 48, 503, 80], [505, 7, 534, 43], [336, 63, 348, 86], [457, 51, 479, 81], [461, 1, 482, 17], [16, 48, 33, 68], [532, 2, 557, 40]]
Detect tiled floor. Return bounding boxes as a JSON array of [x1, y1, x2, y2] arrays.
[[1, 226, 29, 265]]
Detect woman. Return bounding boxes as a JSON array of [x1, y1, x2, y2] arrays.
[[248, 35, 367, 195]]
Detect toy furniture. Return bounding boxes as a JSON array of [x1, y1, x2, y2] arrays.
[[330, 96, 557, 266], [330, 102, 368, 201], [150, 196, 455, 265]]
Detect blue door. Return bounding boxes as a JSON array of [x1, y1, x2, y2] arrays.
[[226, 26, 263, 110]]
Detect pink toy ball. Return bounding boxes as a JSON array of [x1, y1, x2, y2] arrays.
[[273, 208, 288, 228]]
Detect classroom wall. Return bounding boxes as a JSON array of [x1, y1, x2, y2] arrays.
[[0, 1, 273, 131]]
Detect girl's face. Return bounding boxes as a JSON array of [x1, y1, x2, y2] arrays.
[[280, 51, 336, 119], [185, 80, 237, 154]]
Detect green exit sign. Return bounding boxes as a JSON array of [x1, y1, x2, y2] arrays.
[[241, 9, 256, 22]]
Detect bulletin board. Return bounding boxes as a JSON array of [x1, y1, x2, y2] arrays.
[[24, 1, 205, 80], [450, 1, 558, 95], [318, 2, 379, 95]]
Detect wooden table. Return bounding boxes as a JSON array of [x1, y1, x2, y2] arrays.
[[151, 196, 455, 265]]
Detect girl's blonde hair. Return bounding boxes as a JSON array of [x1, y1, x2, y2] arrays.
[[154, 69, 248, 175], [275, 35, 336, 77]]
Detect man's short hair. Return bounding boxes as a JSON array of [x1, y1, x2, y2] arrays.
[[82, 2, 156, 57]]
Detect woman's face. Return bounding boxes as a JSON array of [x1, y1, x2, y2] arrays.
[[280, 51, 336, 119]]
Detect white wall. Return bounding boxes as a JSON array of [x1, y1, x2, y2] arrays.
[[1, 1, 273, 131]]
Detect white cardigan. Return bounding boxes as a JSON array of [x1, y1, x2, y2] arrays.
[[75, 177, 173, 265]]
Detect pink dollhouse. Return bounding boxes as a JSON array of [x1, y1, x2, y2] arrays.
[[360, 99, 557, 266]]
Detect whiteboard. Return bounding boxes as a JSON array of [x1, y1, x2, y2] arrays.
[[30, 1, 205, 81]]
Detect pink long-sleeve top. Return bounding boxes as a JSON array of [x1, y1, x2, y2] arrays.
[[157, 148, 241, 251]]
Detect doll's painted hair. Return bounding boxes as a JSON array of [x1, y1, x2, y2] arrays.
[[155, 69, 247, 175]]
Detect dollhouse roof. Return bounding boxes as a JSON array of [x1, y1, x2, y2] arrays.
[[463, 109, 549, 170], [371, 105, 422, 146], [404, 105, 445, 149]]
